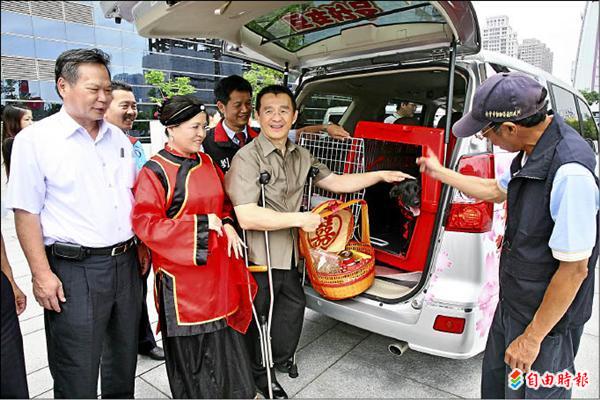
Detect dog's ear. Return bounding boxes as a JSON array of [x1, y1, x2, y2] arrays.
[[389, 184, 402, 199]]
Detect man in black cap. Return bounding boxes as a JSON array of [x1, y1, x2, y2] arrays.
[[417, 72, 599, 399]]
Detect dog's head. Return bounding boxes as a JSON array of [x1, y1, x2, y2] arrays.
[[389, 180, 421, 217]]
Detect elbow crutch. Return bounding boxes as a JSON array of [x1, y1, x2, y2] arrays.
[[242, 229, 268, 377], [258, 171, 275, 399], [241, 171, 276, 398]]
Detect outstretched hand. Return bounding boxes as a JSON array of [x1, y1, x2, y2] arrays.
[[416, 148, 443, 179], [378, 170, 415, 183]]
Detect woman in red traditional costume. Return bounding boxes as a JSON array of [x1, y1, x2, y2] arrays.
[[132, 95, 257, 399]]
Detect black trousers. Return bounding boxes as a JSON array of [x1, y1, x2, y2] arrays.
[[138, 268, 157, 353], [157, 283, 255, 399], [0, 271, 29, 399], [481, 301, 584, 399], [245, 268, 306, 386], [45, 247, 142, 399]]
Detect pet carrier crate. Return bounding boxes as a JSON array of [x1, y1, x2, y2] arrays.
[[354, 121, 445, 272]]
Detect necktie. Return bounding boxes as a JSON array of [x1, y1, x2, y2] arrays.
[[235, 131, 246, 147]]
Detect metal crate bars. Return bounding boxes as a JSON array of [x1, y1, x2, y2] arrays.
[[298, 133, 366, 240]]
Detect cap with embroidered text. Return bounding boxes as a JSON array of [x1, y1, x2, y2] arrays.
[[452, 72, 548, 138]]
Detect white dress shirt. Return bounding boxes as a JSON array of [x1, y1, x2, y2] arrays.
[[222, 120, 248, 146], [5, 108, 136, 247], [384, 112, 401, 124]]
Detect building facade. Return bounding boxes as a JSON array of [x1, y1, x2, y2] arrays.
[[0, 0, 248, 140], [481, 15, 519, 59], [518, 38, 553, 74], [573, 0, 599, 92]]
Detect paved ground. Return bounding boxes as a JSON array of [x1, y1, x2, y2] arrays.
[[2, 203, 599, 398]]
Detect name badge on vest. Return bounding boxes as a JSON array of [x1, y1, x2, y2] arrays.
[[220, 158, 230, 171]]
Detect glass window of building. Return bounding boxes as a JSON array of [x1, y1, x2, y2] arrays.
[[192, 89, 213, 105], [117, 68, 145, 85], [1, 35, 36, 58], [32, 16, 66, 41], [65, 22, 95, 44], [1, 79, 40, 100], [35, 39, 68, 60], [1, 11, 33, 36], [67, 43, 94, 51], [122, 49, 143, 67], [3, 4, 247, 127], [25, 80, 42, 99], [109, 65, 125, 76], [95, 27, 122, 48], [101, 47, 124, 67], [39, 81, 62, 103], [136, 104, 159, 121], [122, 34, 147, 50], [131, 86, 154, 103]]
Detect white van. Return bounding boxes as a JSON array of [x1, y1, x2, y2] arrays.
[[102, 1, 599, 359]]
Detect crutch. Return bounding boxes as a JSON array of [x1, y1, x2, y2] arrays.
[[259, 171, 275, 399], [241, 171, 275, 399], [242, 229, 269, 381]]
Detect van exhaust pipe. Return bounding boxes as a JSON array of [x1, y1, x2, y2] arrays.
[[388, 341, 409, 356]]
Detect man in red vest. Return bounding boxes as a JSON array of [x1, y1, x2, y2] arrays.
[[203, 75, 350, 173]]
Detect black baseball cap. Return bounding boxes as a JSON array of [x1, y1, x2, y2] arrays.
[[453, 72, 548, 138]]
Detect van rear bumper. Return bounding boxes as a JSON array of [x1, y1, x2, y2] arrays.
[[304, 287, 490, 359]]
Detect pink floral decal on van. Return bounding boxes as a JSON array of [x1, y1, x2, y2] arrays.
[[424, 250, 453, 302], [475, 150, 512, 336]]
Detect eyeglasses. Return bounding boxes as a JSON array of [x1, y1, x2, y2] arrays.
[[475, 122, 501, 140]]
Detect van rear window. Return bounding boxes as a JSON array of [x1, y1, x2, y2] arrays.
[[245, 1, 445, 52]]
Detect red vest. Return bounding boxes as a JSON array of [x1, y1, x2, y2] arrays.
[[203, 120, 260, 172]]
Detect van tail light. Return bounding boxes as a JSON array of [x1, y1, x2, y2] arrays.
[[445, 153, 494, 233], [433, 315, 465, 334]]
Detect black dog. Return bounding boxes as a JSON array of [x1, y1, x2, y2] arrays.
[[389, 180, 421, 254], [389, 180, 421, 217]]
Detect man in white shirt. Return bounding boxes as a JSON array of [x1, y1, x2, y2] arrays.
[[5, 48, 142, 399]]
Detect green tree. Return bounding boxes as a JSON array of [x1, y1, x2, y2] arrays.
[[580, 90, 599, 105], [243, 64, 284, 104], [144, 70, 196, 104]]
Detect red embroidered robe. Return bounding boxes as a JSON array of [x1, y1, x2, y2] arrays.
[[132, 146, 257, 335]]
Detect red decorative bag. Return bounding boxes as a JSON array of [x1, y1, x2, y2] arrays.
[[299, 199, 375, 300]]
